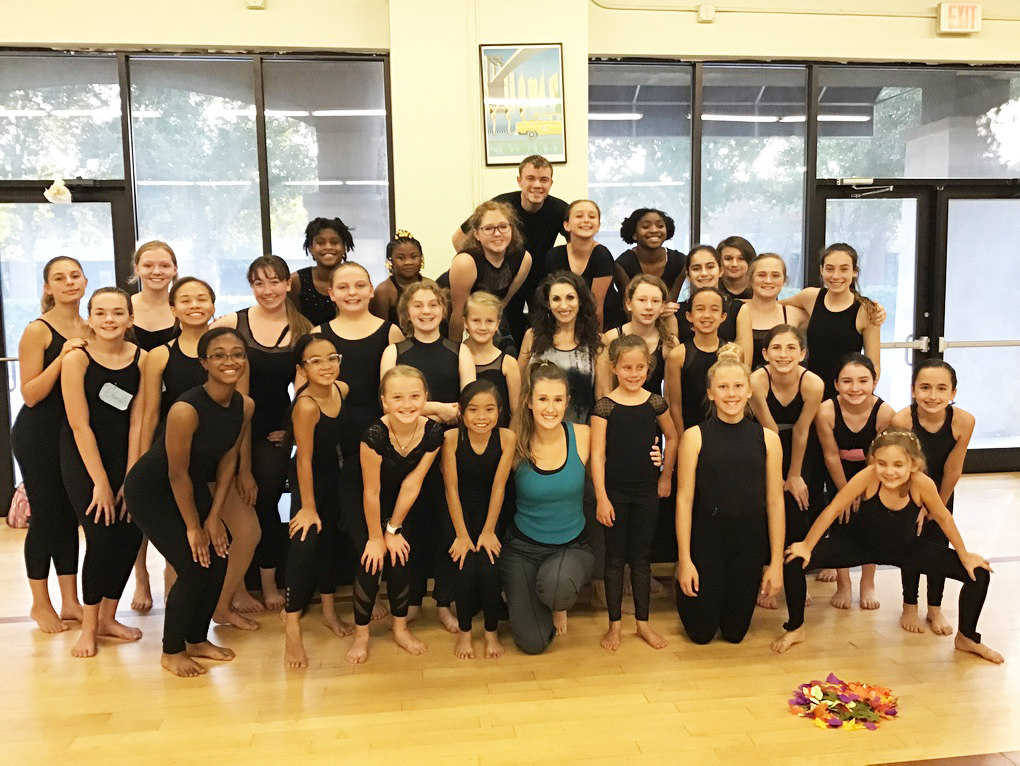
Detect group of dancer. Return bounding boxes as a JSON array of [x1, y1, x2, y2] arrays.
[[11, 154, 1002, 677]]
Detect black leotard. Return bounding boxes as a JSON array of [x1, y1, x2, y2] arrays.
[[235, 308, 292, 438], [159, 340, 206, 422], [594, 394, 668, 492], [13, 319, 79, 580], [695, 417, 767, 520], [765, 369, 806, 477], [469, 249, 524, 300], [395, 336, 461, 406], [721, 283, 753, 301], [475, 350, 512, 428], [911, 403, 957, 502], [805, 288, 863, 399], [296, 266, 337, 326], [616, 248, 687, 293], [133, 323, 179, 351], [751, 305, 788, 371], [679, 339, 717, 429], [833, 397, 884, 482]]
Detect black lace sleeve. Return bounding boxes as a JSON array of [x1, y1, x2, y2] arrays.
[[423, 420, 446, 452], [649, 393, 668, 416], [592, 396, 616, 420], [361, 420, 389, 454]]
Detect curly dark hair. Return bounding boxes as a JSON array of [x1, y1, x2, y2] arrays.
[[530, 271, 602, 359], [619, 208, 677, 245], [303, 217, 355, 256]]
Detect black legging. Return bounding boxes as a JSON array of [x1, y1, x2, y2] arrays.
[[676, 515, 768, 644], [14, 430, 79, 580], [284, 468, 340, 614], [127, 487, 227, 654], [251, 438, 289, 570], [783, 527, 989, 643], [603, 487, 657, 622], [407, 464, 455, 608], [901, 519, 951, 607], [455, 550, 502, 632]]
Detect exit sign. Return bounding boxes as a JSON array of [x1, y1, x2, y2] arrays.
[[939, 3, 982, 33]]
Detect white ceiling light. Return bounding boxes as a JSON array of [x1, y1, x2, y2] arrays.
[[588, 112, 643, 121]]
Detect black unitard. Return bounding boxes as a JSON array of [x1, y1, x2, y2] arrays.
[[352, 419, 445, 626], [394, 336, 461, 607], [679, 339, 717, 430], [766, 369, 811, 542], [59, 349, 143, 607], [284, 385, 345, 614], [451, 428, 506, 632], [475, 351, 512, 428], [783, 489, 989, 643], [295, 267, 337, 326], [236, 308, 292, 571], [12, 319, 79, 581], [125, 386, 244, 654], [902, 404, 959, 607], [159, 340, 207, 422], [593, 394, 668, 623], [805, 289, 863, 400], [133, 324, 179, 351], [676, 417, 769, 645]]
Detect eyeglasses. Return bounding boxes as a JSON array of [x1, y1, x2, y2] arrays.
[[478, 223, 511, 235], [206, 350, 247, 363], [303, 354, 341, 368]]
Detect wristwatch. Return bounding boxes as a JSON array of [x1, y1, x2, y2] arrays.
[[384, 519, 402, 535]]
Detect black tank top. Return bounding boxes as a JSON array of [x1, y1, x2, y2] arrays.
[[395, 336, 461, 405], [765, 369, 805, 476], [616, 248, 687, 290], [80, 348, 142, 488], [296, 267, 337, 326], [695, 417, 766, 519], [751, 305, 788, 371], [235, 308, 293, 438], [911, 403, 957, 504], [833, 397, 884, 481], [160, 340, 207, 421], [14, 318, 67, 428], [855, 490, 923, 563], [806, 288, 863, 399], [133, 323, 179, 351], [680, 338, 717, 429], [470, 250, 523, 300], [593, 393, 668, 491], [475, 350, 511, 428], [455, 428, 503, 534]]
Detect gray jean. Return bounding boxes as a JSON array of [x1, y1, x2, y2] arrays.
[[498, 533, 595, 655]]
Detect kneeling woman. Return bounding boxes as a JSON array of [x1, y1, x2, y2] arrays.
[[499, 362, 595, 655], [772, 429, 1001, 663], [675, 346, 785, 644], [125, 328, 253, 677]]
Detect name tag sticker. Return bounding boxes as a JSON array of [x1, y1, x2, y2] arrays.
[[99, 382, 134, 411]]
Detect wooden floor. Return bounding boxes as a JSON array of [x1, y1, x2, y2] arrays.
[[3, 473, 1020, 765]]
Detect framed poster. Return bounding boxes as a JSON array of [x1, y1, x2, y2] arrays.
[[479, 43, 566, 166]]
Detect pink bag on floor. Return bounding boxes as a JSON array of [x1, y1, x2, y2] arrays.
[[6, 483, 30, 529]]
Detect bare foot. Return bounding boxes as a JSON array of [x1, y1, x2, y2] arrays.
[[162, 651, 206, 677], [438, 606, 460, 634], [71, 631, 97, 658], [321, 611, 354, 638], [371, 597, 389, 622], [404, 604, 421, 624], [59, 602, 83, 623], [392, 625, 427, 656], [859, 582, 880, 610], [131, 578, 153, 612], [232, 590, 266, 614], [484, 630, 504, 659], [284, 621, 308, 669], [30, 605, 69, 634], [757, 592, 778, 609], [830, 586, 852, 609], [346, 629, 370, 664], [213, 608, 261, 631], [900, 604, 926, 634], [816, 569, 837, 582], [805, 594, 813, 607], [601, 622, 622, 651], [261, 586, 285, 612], [955, 632, 1004, 663], [97, 618, 143, 642], [636, 621, 668, 649], [927, 607, 954, 636], [454, 630, 475, 659], [770, 626, 806, 654], [186, 640, 235, 661], [589, 580, 607, 610], [553, 610, 568, 636]]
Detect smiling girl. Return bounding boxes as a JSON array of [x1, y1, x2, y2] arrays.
[[289, 217, 355, 326], [370, 230, 426, 325], [675, 245, 751, 365], [543, 200, 614, 329]]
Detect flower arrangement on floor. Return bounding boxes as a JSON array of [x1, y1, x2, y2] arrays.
[[788, 673, 899, 730]]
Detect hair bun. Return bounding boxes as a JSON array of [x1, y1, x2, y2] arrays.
[[716, 342, 743, 363], [395, 229, 414, 240]]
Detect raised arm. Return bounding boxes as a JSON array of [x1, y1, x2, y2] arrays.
[[797, 468, 876, 554], [780, 286, 821, 316]]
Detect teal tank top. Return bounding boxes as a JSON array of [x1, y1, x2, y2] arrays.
[[513, 422, 586, 544]]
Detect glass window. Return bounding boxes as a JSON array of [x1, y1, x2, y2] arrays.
[[262, 59, 391, 283], [588, 63, 692, 258], [0, 55, 123, 180], [700, 65, 807, 289], [817, 67, 1020, 179], [130, 57, 262, 316]]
